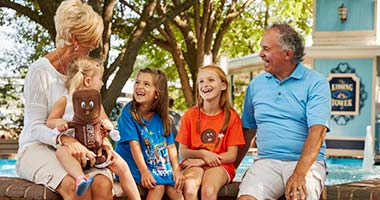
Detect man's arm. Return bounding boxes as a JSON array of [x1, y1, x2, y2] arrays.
[[234, 128, 257, 168], [284, 125, 327, 200]]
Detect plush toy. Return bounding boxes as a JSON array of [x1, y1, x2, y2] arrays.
[[68, 89, 119, 168]]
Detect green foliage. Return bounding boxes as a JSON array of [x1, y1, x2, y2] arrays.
[[221, 0, 312, 58], [221, 0, 313, 111], [231, 79, 249, 115], [0, 0, 313, 131], [0, 70, 26, 134]]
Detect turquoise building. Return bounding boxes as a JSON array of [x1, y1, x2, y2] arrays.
[[227, 0, 380, 159]]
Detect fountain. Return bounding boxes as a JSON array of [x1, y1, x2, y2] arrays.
[[362, 125, 374, 171]]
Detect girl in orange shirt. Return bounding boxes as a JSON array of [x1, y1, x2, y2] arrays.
[[176, 64, 245, 200]]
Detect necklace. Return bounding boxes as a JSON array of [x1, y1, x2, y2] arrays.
[[55, 50, 65, 74]]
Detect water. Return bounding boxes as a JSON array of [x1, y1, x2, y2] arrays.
[[362, 125, 374, 170], [0, 159, 16, 177], [2, 157, 380, 186]]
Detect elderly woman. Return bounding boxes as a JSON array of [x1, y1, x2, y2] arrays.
[[16, 0, 114, 199]]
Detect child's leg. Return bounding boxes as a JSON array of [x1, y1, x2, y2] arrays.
[[146, 185, 165, 200], [56, 146, 86, 180], [200, 166, 229, 200], [56, 146, 94, 196], [166, 185, 184, 200], [108, 155, 141, 200], [182, 167, 204, 200]]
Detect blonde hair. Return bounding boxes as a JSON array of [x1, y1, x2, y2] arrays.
[[65, 57, 104, 95], [130, 68, 170, 137], [196, 64, 233, 134], [54, 0, 104, 48]]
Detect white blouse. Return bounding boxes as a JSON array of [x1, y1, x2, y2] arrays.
[[17, 57, 67, 155]]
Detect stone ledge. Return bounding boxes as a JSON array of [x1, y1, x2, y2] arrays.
[[325, 178, 380, 200], [5, 177, 380, 199], [0, 177, 240, 200]]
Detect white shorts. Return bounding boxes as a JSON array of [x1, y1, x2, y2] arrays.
[[16, 143, 113, 192], [238, 159, 326, 200]]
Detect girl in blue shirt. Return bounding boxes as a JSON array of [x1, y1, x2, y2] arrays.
[[116, 68, 184, 200]]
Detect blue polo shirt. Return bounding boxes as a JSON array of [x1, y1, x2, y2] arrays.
[[241, 63, 331, 161]]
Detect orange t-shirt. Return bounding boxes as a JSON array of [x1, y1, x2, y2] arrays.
[[176, 106, 245, 155]]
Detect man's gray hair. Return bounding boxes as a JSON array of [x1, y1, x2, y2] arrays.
[[267, 23, 305, 64]]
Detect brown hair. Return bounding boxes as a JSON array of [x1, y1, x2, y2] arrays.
[[196, 64, 232, 134], [130, 68, 170, 137]]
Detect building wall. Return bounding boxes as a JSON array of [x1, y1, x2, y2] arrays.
[[315, 0, 375, 32], [314, 58, 373, 138]]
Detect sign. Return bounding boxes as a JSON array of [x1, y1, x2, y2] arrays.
[[328, 73, 360, 115]]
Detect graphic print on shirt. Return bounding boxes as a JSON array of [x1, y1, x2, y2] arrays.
[[200, 128, 225, 151], [141, 126, 172, 177]]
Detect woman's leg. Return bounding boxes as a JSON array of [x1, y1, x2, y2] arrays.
[[182, 167, 204, 200], [146, 185, 165, 200], [17, 143, 91, 199], [200, 166, 228, 200], [166, 185, 184, 200], [56, 175, 92, 199], [91, 174, 113, 200], [108, 156, 141, 200]]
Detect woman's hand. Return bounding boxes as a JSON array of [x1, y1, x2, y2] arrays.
[[98, 138, 117, 164], [140, 170, 156, 189], [201, 150, 222, 167], [62, 135, 96, 167], [173, 169, 185, 192]]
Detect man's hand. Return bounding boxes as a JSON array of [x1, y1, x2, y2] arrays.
[[285, 172, 307, 200]]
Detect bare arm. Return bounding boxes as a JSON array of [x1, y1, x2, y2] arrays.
[[218, 146, 239, 163], [179, 143, 238, 167], [285, 125, 327, 200], [234, 128, 256, 168], [129, 140, 156, 189], [46, 96, 68, 131], [179, 143, 222, 167], [168, 144, 181, 172], [167, 144, 184, 192]]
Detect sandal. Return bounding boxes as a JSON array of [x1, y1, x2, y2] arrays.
[[75, 175, 94, 196]]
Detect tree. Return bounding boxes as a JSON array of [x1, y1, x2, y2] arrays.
[[139, 0, 312, 107], [148, 0, 254, 106], [0, 66, 27, 137], [222, 0, 312, 113], [1, 0, 312, 116], [0, 0, 196, 114]]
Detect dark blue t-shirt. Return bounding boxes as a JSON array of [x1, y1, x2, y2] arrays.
[[115, 103, 175, 185]]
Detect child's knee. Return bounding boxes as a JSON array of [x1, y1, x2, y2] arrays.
[[56, 146, 70, 158], [183, 179, 200, 196], [201, 185, 218, 199]]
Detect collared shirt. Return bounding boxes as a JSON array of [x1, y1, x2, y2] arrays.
[[241, 63, 331, 161]]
